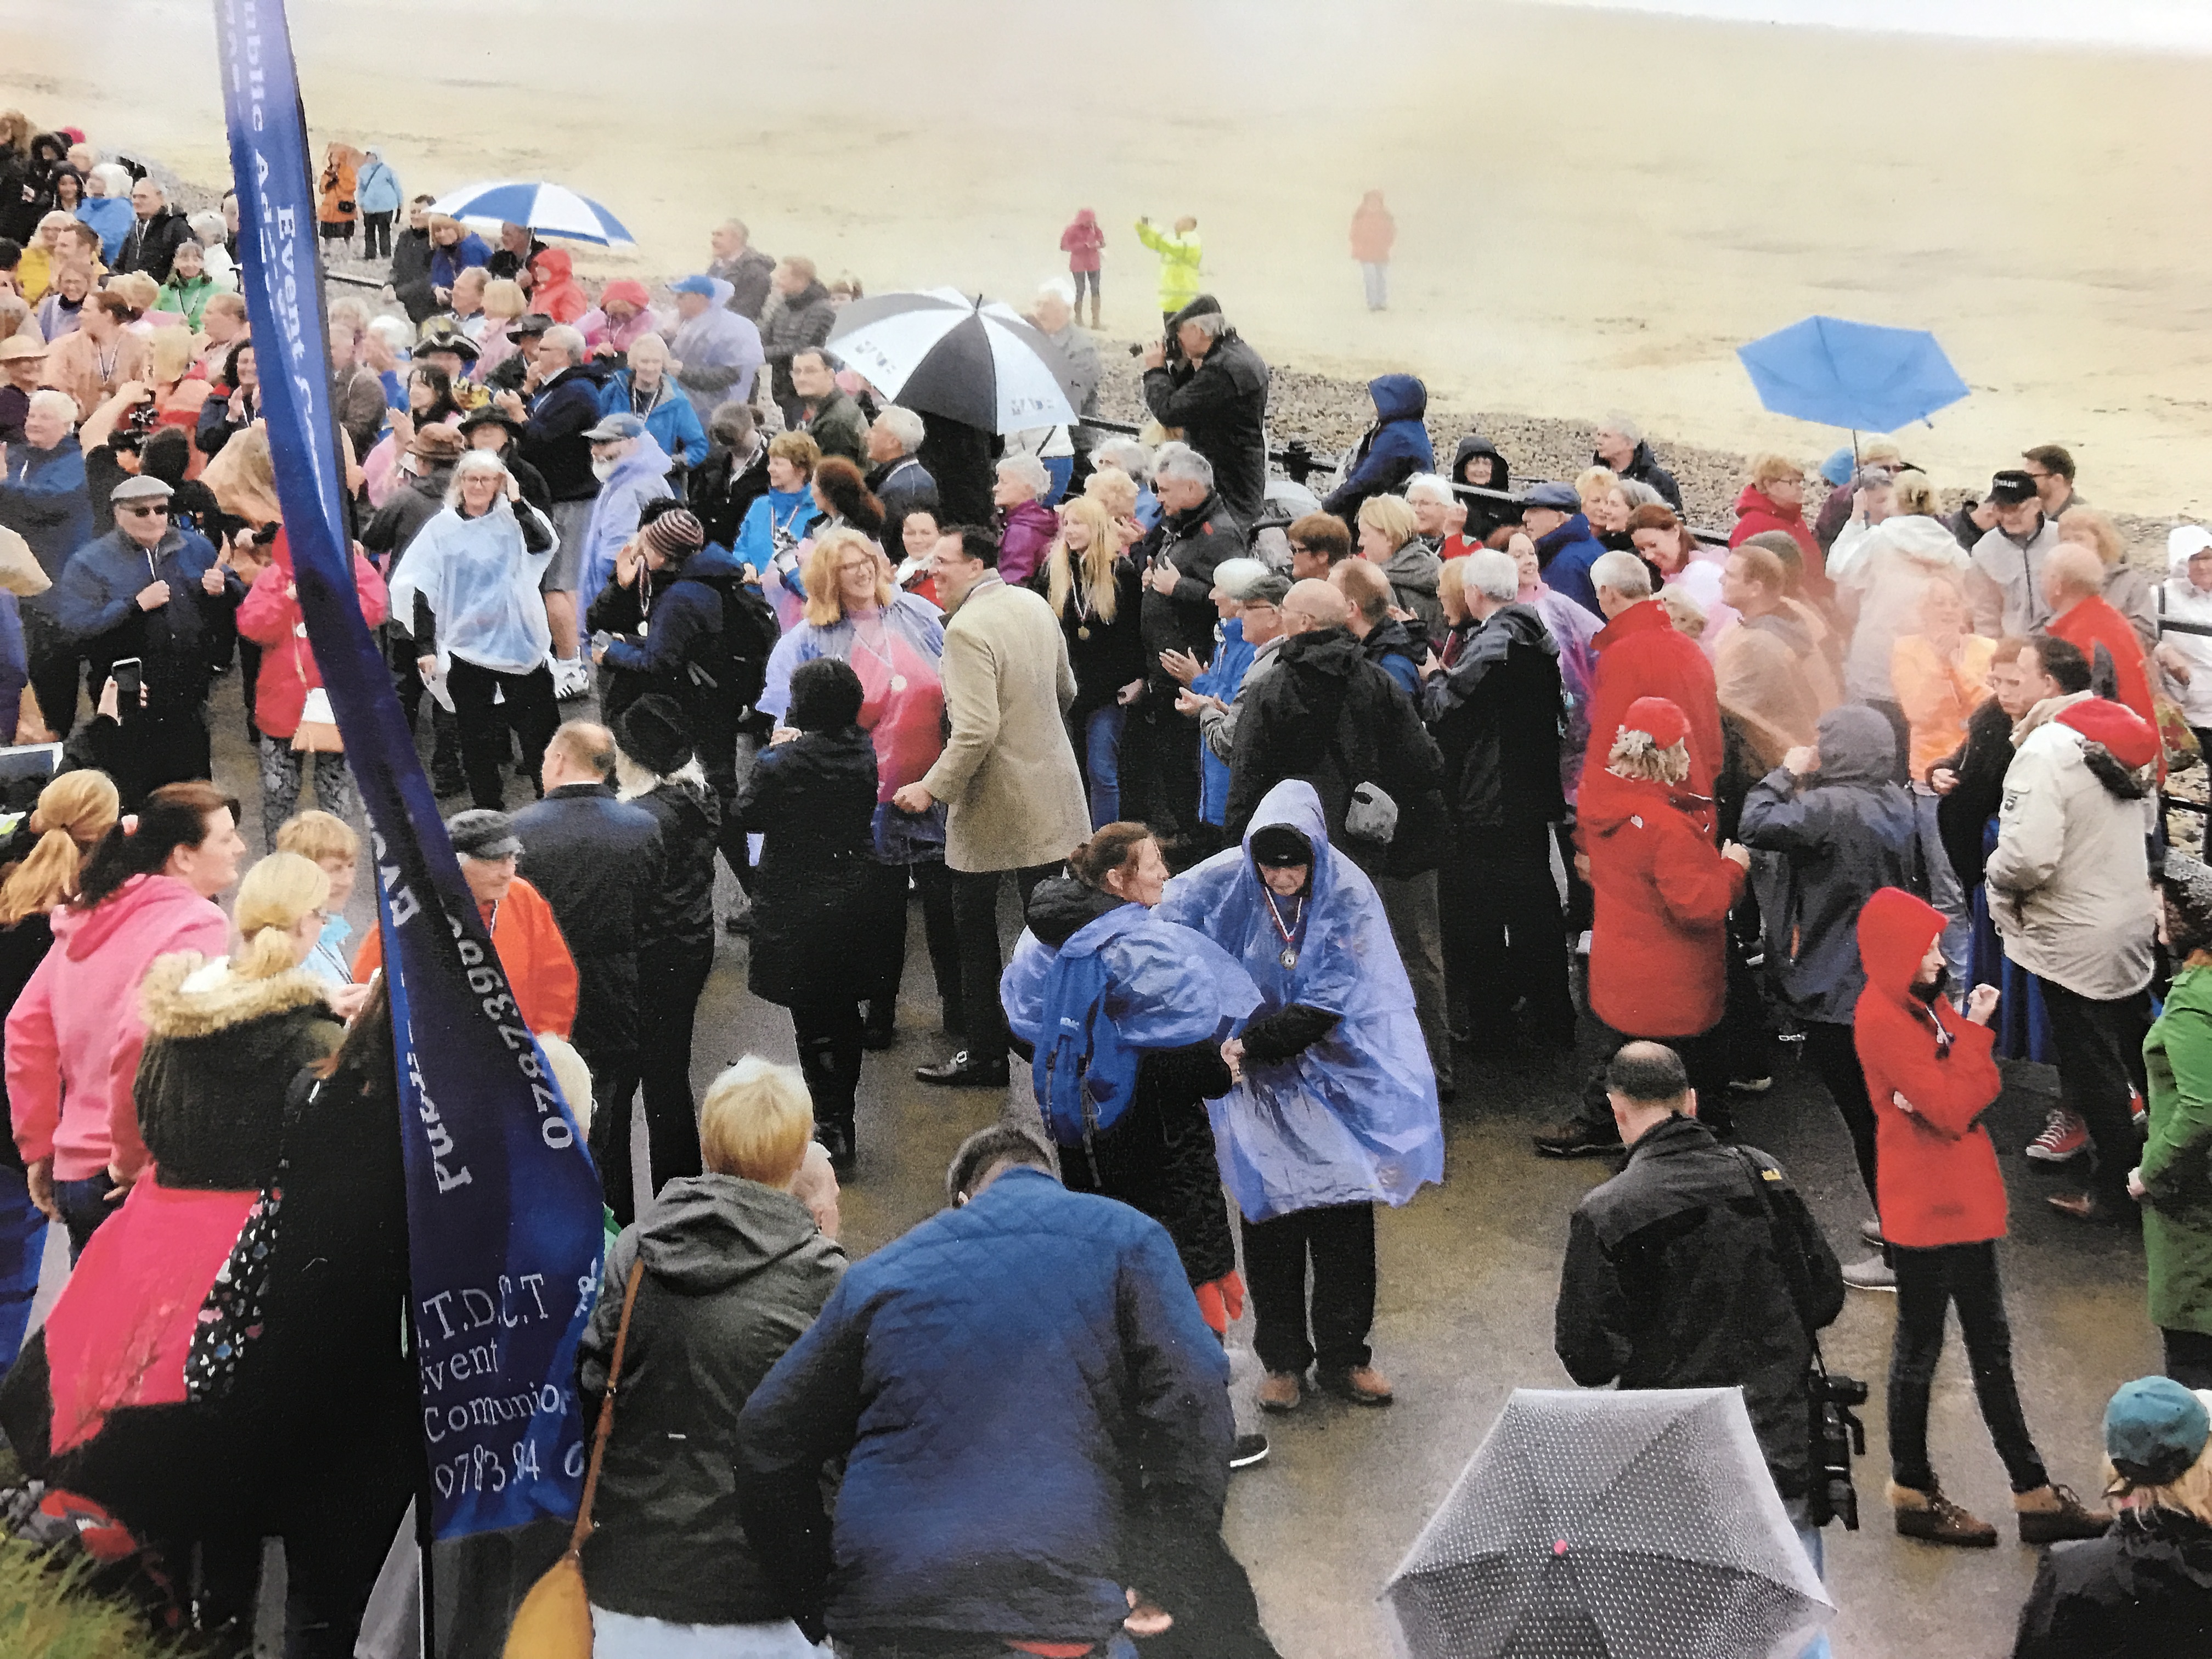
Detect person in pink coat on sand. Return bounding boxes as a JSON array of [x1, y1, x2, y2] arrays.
[[6, 782, 244, 1259], [1059, 209, 1104, 329]]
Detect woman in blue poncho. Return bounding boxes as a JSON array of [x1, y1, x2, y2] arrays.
[[1155, 779, 1443, 1417]]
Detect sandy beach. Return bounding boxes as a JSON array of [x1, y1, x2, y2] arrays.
[[5, 1, 2211, 518]]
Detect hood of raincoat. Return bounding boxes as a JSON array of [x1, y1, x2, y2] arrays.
[[1871, 514, 1971, 573], [1025, 876, 1121, 947], [630, 1171, 826, 1294], [998, 885, 1261, 1052], [1452, 433, 1510, 494], [1073, 208, 1098, 232], [57, 873, 223, 964], [1735, 484, 1805, 527], [2168, 525, 2212, 584], [1856, 885, 1945, 1008], [1369, 374, 1426, 426], [1810, 703, 1898, 789]]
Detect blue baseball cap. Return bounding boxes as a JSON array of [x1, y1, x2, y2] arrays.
[[2105, 1376, 2210, 1487], [668, 274, 716, 297]]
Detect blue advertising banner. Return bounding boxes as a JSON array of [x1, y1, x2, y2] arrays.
[[213, 0, 604, 1538]]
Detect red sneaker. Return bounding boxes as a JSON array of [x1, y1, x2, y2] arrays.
[[2024, 1109, 2087, 1164]]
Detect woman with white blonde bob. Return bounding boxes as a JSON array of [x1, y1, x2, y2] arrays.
[[577, 1054, 845, 1659]]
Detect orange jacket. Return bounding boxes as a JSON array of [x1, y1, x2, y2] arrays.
[[1889, 633, 1994, 782], [351, 876, 578, 1038]]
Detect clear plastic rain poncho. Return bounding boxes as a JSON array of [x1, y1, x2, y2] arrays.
[[1153, 780, 1443, 1221], [388, 499, 557, 678]]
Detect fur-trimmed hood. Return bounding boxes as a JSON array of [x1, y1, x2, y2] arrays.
[[140, 952, 333, 1041]]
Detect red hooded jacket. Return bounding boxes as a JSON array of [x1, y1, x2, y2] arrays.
[[1729, 484, 1827, 603], [529, 248, 589, 325], [235, 527, 390, 741], [1582, 773, 1742, 1037], [1854, 887, 2007, 1247], [1059, 211, 1104, 273], [1584, 599, 1723, 804]]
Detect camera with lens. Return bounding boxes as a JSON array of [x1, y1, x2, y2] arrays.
[[1808, 1369, 1867, 1530]]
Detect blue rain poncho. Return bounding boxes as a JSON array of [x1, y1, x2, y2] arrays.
[[1154, 779, 1443, 1221], [387, 499, 557, 676], [1001, 901, 1261, 1151]]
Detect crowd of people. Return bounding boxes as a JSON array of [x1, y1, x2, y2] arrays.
[[0, 106, 2209, 1658]]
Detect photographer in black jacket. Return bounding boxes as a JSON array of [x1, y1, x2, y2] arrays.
[[1556, 1043, 1848, 1613]]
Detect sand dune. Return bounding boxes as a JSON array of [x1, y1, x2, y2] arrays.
[[5, 0, 2210, 518]]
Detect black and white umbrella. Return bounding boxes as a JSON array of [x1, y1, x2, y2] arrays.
[[826, 287, 1079, 433]]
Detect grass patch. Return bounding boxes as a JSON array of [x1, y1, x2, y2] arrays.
[[0, 1542, 176, 1659]]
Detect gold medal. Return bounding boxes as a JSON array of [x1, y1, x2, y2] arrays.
[[1077, 625, 1092, 641]]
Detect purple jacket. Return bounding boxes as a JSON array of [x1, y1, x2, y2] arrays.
[[998, 499, 1058, 589]]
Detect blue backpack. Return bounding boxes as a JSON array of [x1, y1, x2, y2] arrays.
[[1033, 919, 1146, 1177]]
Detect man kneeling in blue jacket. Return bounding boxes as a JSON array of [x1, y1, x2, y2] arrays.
[[736, 1124, 1280, 1659]]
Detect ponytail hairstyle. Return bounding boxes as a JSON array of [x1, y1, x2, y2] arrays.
[[1066, 821, 1156, 894], [1046, 496, 1122, 625], [230, 851, 329, 981], [0, 771, 121, 927], [75, 781, 239, 911]]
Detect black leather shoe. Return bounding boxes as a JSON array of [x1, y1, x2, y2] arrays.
[[915, 1051, 1009, 1088]]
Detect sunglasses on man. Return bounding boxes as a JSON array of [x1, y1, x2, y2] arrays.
[[118, 504, 170, 519]]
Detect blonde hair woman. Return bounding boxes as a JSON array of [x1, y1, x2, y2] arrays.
[[574, 1053, 845, 1658], [1730, 453, 1821, 596], [1355, 492, 1444, 634], [472, 276, 530, 382], [758, 527, 955, 1045], [1047, 495, 1146, 827]]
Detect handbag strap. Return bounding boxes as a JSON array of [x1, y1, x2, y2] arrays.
[[568, 1256, 647, 1555]]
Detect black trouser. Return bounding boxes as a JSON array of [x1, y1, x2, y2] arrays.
[[392, 639, 463, 785], [1441, 822, 1573, 1047], [1129, 695, 1201, 842], [1719, 895, 1780, 1082], [949, 862, 1056, 1065], [867, 859, 960, 1028], [2037, 977, 2150, 1211], [22, 606, 78, 737], [792, 995, 864, 1138], [693, 698, 755, 894], [360, 210, 393, 259], [633, 939, 712, 1193], [1888, 1239, 2048, 1494], [1242, 1201, 1375, 1377], [1578, 1020, 1732, 1137], [447, 657, 558, 812], [585, 1047, 646, 1223], [1802, 1020, 1880, 1214], [2164, 1327, 2212, 1390]]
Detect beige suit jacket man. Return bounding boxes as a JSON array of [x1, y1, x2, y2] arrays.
[[919, 570, 1091, 873]]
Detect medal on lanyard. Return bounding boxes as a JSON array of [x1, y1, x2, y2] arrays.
[[1262, 888, 1304, 970]]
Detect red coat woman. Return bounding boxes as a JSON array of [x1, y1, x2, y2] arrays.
[[1580, 696, 1747, 1041], [1729, 455, 1826, 601]]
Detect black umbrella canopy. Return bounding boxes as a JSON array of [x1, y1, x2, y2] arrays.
[[827, 287, 1081, 433], [1384, 1389, 1831, 1659]]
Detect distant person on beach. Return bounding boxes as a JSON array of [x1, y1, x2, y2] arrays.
[[1136, 213, 1201, 329], [353, 145, 400, 261], [1350, 190, 1393, 312], [706, 218, 775, 323], [387, 194, 438, 322], [1059, 208, 1104, 329], [318, 143, 360, 255]]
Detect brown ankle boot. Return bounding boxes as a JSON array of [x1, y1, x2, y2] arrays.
[[2016, 1483, 2112, 1544], [1890, 1481, 1997, 1547]]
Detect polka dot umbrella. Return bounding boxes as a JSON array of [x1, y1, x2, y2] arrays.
[[1383, 1389, 1833, 1658]]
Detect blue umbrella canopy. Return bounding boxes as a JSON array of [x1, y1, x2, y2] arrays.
[[1736, 315, 1968, 435], [425, 180, 634, 247]]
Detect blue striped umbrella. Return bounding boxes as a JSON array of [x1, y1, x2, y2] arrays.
[[424, 180, 635, 247]]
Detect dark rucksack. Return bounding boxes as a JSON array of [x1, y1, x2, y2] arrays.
[[679, 559, 780, 713]]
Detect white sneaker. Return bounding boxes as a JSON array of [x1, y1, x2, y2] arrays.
[[552, 657, 590, 700], [1843, 1254, 1897, 1293]]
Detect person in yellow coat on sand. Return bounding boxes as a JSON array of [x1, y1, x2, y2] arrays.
[[1136, 214, 1202, 330]]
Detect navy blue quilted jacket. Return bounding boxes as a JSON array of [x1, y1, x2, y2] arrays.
[[733, 1166, 1233, 1645]]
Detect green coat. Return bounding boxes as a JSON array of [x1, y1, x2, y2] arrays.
[[2142, 962, 2212, 1333]]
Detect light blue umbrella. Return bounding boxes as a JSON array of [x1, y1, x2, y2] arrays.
[[424, 180, 634, 247], [1736, 315, 1968, 436]]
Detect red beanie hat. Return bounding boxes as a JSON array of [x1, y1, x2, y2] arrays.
[[1620, 695, 1690, 752], [2056, 699, 2159, 772]]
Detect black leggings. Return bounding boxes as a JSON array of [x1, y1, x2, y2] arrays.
[[360, 211, 393, 260], [634, 940, 712, 1190], [1888, 1240, 2047, 1494], [1802, 1020, 1880, 1214], [867, 859, 960, 1023], [791, 996, 864, 1135], [1071, 269, 1099, 303], [2165, 1327, 2212, 1390]]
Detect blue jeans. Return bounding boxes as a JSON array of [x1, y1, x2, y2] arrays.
[[1042, 455, 1074, 508], [55, 1170, 117, 1261], [1793, 1516, 1831, 1659], [1083, 702, 1127, 827], [0, 1166, 45, 1373]]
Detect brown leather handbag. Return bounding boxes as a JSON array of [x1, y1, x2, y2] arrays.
[[500, 1257, 645, 1659]]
